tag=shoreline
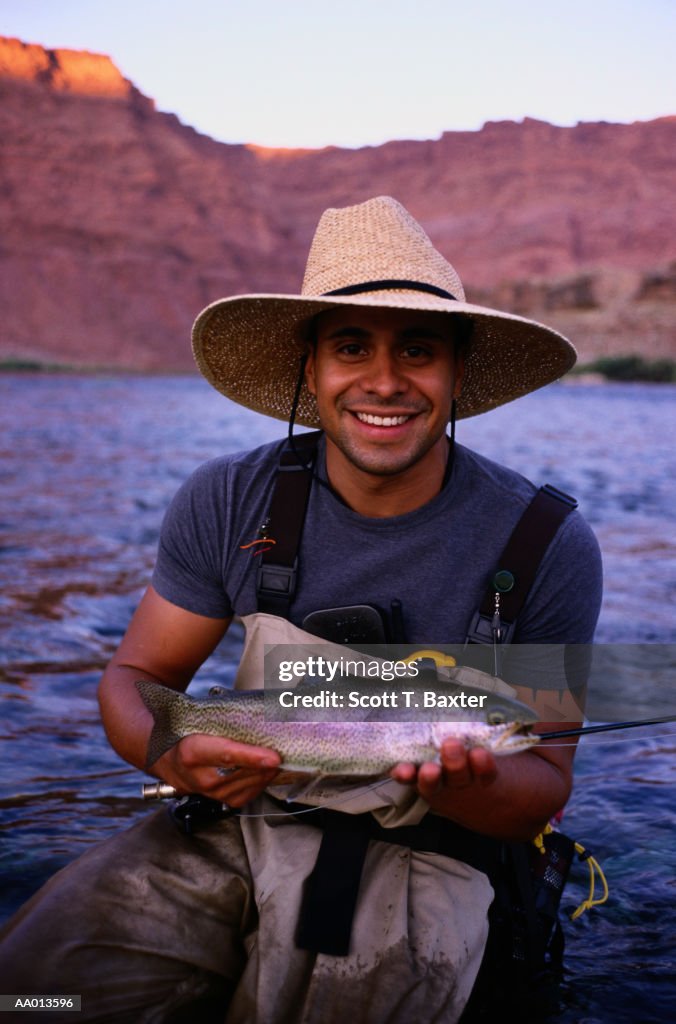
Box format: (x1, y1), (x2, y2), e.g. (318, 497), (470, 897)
(3, 355), (675, 385)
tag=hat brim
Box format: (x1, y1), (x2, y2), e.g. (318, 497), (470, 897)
(192, 291), (576, 426)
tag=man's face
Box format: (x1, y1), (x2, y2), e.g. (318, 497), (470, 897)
(305, 305), (464, 480)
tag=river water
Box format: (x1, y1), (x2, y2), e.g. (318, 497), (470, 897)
(0, 374), (674, 1022)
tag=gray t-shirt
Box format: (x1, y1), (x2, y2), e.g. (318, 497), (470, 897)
(152, 436), (602, 645)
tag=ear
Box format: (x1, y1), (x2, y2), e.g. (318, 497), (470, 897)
(304, 346), (317, 396)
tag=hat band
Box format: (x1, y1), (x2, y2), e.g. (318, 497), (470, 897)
(322, 279), (458, 301)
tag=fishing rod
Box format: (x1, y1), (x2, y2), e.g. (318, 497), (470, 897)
(538, 714), (676, 741)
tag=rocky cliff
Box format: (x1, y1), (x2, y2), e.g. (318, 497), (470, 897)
(1, 36), (674, 369)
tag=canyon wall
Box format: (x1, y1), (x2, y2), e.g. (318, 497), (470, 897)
(1, 36), (674, 369)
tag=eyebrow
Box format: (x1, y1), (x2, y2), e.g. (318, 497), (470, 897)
(321, 324), (449, 342)
(399, 326), (449, 341)
(323, 325), (371, 340)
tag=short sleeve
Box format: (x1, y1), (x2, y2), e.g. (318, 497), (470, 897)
(151, 461), (232, 619)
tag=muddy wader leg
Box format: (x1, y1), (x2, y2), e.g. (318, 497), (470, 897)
(0, 809), (254, 1023)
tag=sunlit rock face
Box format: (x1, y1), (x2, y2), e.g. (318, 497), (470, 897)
(1, 36), (674, 369)
(0, 36), (136, 97)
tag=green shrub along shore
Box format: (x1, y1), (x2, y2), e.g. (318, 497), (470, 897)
(1, 354), (675, 382)
(570, 355), (676, 383)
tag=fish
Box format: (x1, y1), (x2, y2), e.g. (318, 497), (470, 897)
(137, 680), (539, 776)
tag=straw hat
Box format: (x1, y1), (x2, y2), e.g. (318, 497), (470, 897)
(192, 196), (576, 424)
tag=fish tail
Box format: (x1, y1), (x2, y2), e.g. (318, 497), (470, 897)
(135, 680), (186, 770)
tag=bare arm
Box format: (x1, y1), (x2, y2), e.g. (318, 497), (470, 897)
(391, 731), (576, 841)
(98, 585), (280, 806)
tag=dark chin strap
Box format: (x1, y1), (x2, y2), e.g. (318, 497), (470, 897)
(287, 352), (315, 470)
(441, 398), (457, 488)
(288, 352), (308, 437)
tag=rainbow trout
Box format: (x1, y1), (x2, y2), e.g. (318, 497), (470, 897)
(137, 681), (539, 775)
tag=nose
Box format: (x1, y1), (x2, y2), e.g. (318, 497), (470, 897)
(360, 348), (408, 398)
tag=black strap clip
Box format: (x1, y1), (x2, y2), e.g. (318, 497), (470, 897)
(466, 609), (517, 647)
(256, 557), (299, 614)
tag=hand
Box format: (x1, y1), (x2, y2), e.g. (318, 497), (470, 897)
(390, 739), (498, 806)
(153, 733), (281, 807)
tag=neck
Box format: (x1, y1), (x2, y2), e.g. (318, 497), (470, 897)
(324, 437), (451, 517)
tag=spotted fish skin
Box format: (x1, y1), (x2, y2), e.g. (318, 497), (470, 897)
(136, 681), (538, 773)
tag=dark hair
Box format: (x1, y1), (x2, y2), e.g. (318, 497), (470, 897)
(453, 316), (474, 361)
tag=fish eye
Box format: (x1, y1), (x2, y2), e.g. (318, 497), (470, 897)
(488, 710), (507, 725)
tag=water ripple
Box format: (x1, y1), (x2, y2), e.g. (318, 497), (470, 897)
(1, 374), (675, 1020)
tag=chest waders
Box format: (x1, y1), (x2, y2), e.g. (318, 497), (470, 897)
(256, 433), (579, 1018)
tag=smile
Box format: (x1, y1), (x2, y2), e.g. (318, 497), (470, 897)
(354, 412), (412, 427)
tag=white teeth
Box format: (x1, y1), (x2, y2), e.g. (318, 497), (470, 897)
(355, 413), (410, 426)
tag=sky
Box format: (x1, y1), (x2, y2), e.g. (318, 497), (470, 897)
(2, 0), (675, 149)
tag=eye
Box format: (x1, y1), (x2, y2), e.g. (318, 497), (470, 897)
(336, 342), (367, 357)
(400, 343), (433, 361)
(488, 710), (507, 725)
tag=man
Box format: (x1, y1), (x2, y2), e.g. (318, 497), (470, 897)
(0, 196), (602, 1022)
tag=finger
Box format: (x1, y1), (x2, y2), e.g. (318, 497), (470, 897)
(214, 770), (280, 808)
(439, 740), (473, 787)
(389, 762), (418, 784)
(175, 734), (281, 772)
(215, 739), (281, 771)
(416, 761), (443, 801)
(466, 747), (498, 783)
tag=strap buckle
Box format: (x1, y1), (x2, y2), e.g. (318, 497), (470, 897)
(256, 558), (299, 610)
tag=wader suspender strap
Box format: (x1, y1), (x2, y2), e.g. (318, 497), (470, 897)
(465, 484), (578, 646)
(255, 432), (321, 617)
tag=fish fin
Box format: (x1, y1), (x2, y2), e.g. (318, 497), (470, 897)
(272, 769), (316, 787)
(135, 680), (185, 770)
